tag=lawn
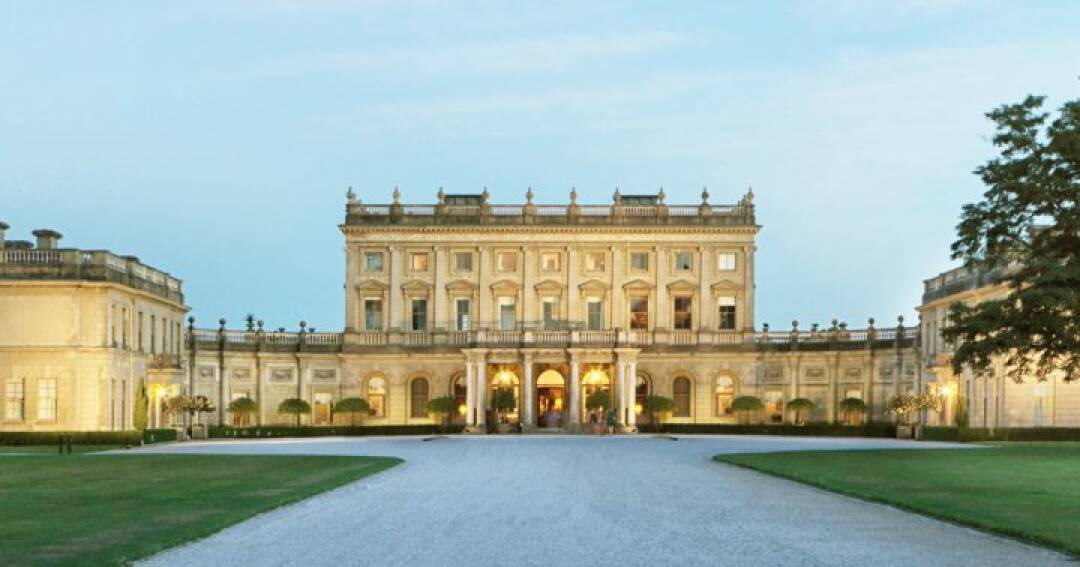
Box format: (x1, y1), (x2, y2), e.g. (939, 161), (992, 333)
(0, 454), (401, 566)
(716, 443), (1080, 556)
(0, 445), (124, 454)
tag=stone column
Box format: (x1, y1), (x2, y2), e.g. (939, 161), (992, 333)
(611, 245), (624, 329)
(744, 245), (756, 332)
(654, 246), (668, 330)
(344, 245), (357, 332)
(523, 352), (534, 430)
(698, 245), (710, 333)
(475, 353), (487, 428)
(568, 352), (581, 429)
(627, 360), (638, 429)
(827, 356), (838, 424)
(433, 246), (447, 329)
(478, 247), (491, 326)
(522, 246), (535, 325)
(566, 246), (580, 324)
(465, 356), (475, 427)
(389, 246), (403, 330)
(615, 361), (626, 426)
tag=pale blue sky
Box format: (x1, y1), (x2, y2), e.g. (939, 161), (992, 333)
(3, 1), (1079, 331)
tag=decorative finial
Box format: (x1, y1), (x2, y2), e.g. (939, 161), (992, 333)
(257, 319), (264, 331)
(657, 187), (666, 204)
(392, 186), (401, 204)
(482, 186), (489, 203)
(526, 187), (534, 204)
(218, 318), (226, 329)
(897, 315), (905, 325)
(437, 187), (445, 204)
(299, 320), (307, 332)
(613, 188), (622, 204)
(792, 320), (798, 330)
(570, 186), (577, 204)
(346, 186), (357, 204)
(745, 185), (754, 205)
(701, 186), (709, 205)
(762, 322), (769, 333)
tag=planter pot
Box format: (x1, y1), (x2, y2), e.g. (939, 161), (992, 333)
(190, 424), (208, 440)
(591, 423), (606, 435)
(497, 422), (515, 434)
(896, 424), (914, 439)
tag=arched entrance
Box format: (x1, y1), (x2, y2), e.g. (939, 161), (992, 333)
(489, 367), (520, 425)
(536, 369), (564, 429)
(581, 366), (611, 424)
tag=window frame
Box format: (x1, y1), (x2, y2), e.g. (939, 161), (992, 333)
(410, 377), (430, 418)
(37, 378), (57, 421)
(716, 252), (737, 271)
(629, 251), (650, 272)
(629, 296), (649, 330)
(584, 251), (606, 273)
(673, 251), (694, 272)
(673, 377), (692, 417)
(363, 299), (384, 331)
(717, 296), (737, 330)
(5, 379), (25, 421)
(496, 251), (517, 273)
(409, 252), (429, 273)
(454, 251), (473, 272)
(364, 251), (385, 273)
(673, 296), (693, 330)
(540, 251), (561, 273)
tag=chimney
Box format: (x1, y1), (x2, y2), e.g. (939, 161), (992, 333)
(32, 229), (63, 250)
(0, 221), (8, 248)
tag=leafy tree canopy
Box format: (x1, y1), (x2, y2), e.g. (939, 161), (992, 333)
(228, 397), (257, 414)
(786, 398), (815, 411)
(838, 397), (867, 412)
(731, 396), (763, 412)
(944, 94), (1080, 383)
(426, 396), (457, 415)
(585, 390), (612, 411)
(278, 398), (311, 415)
(335, 397), (370, 414)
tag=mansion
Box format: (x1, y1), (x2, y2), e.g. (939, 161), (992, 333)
(1, 188), (1074, 432)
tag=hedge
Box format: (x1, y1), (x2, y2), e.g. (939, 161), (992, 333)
(639, 423), (898, 437)
(922, 426), (1080, 442)
(142, 428), (178, 444)
(0, 431), (141, 446)
(209, 424), (463, 438)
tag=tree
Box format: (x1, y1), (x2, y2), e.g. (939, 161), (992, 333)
(426, 396), (457, 432)
(491, 387), (517, 424)
(943, 94), (1080, 384)
(786, 398), (815, 425)
(227, 397), (258, 426)
(838, 397), (867, 425)
(335, 397), (370, 426)
(278, 398), (311, 426)
(188, 395), (215, 426)
(585, 390), (612, 415)
(642, 395), (674, 433)
(731, 396), (763, 424)
(133, 381), (149, 432)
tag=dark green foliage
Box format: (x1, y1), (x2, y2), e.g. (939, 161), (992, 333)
(0, 431), (141, 446)
(426, 396), (457, 431)
(922, 426), (1080, 442)
(227, 397), (258, 426)
(585, 390), (612, 412)
(642, 395), (675, 431)
(209, 425), (458, 438)
(786, 397), (815, 424)
(491, 387), (516, 414)
(944, 95), (1080, 383)
(642, 423), (897, 437)
(278, 398), (312, 426)
(142, 428), (178, 444)
(334, 397), (371, 426)
(133, 381), (149, 432)
(731, 395), (763, 423)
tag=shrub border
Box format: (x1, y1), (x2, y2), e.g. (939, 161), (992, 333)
(209, 425), (463, 438)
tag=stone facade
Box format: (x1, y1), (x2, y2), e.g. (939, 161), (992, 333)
(919, 265), (1080, 427)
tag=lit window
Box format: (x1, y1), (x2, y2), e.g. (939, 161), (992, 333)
(629, 297), (648, 330)
(5, 380), (24, 421)
(455, 252), (472, 272)
(541, 252), (560, 272)
(410, 253), (429, 272)
(585, 252), (605, 272)
(717, 252), (737, 271)
(587, 299), (603, 331)
(673, 297), (693, 330)
(364, 300), (383, 331)
(410, 299), (427, 331)
(675, 252), (693, 271)
(367, 377), (386, 418)
(673, 377), (691, 417)
(410, 378), (429, 418)
(715, 376), (734, 417)
(718, 296), (736, 330)
(630, 252), (649, 271)
(498, 252), (517, 272)
(37, 379), (57, 421)
(365, 252), (384, 272)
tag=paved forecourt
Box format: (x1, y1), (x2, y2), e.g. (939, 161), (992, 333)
(135, 435), (1069, 567)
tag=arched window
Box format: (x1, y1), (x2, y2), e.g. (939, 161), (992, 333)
(451, 374), (467, 423)
(367, 377), (386, 418)
(635, 373), (651, 418)
(673, 377), (691, 417)
(715, 375), (735, 417)
(410, 377), (430, 418)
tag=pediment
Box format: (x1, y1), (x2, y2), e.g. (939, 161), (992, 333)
(710, 278), (743, 291)
(401, 279), (433, 293)
(666, 279), (697, 293)
(622, 278), (655, 291)
(445, 279), (478, 293)
(490, 279), (522, 293)
(578, 278), (610, 293)
(534, 278), (566, 293)
(355, 279), (389, 293)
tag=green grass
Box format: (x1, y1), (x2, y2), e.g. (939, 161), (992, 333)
(0, 445), (124, 454)
(0, 454), (401, 566)
(716, 443), (1080, 556)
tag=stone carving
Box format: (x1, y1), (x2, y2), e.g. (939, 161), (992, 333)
(198, 366), (215, 379)
(764, 367), (784, 382)
(230, 368), (251, 381)
(313, 369), (336, 382)
(271, 368), (293, 382)
(843, 367), (862, 380)
(805, 368), (826, 382)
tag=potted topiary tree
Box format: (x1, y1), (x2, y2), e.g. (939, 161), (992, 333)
(278, 398), (312, 427)
(334, 397), (370, 426)
(491, 387), (517, 434)
(184, 395), (216, 440)
(585, 390), (613, 434)
(227, 396), (258, 427)
(888, 393), (939, 438)
(786, 398), (815, 425)
(643, 395), (674, 433)
(838, 397), (867, 426)
(426, 395), (457, 433)
(731, 396), (763, 424)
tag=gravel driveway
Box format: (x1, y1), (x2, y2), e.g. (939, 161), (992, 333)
(135, 435), (1069, 566)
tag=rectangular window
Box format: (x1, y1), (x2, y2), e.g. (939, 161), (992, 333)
(629, 297), (649, 330)
(499, 300), (516, 331)
(122, 308), (128, 349)
(587, 300), (603, 331)
(630, 252), (649, 271)
(454, 252), (472, 272)
(718, 296), (736, 330)
(542, 300), (557, 330)
(150, 314), (157, 354)
(673, 297), (693, 330)
(364, 300), (383, 331)
(410, 253), (429, 272)
(497, 252), (517, 272)
(37, 379), (57, 421)
(455, 299), (471, 331)
(717, 252), (737, 271)
(365, 252), (384, 272)
(410, 299), (427, 331)
(137, 312), (144, 352)
(764, 390), (784, 424)
(674, 251), (693, 271)
(585, 252), (605, 272)
(541, 252), (560, 273)
(5, 380), (24, 421)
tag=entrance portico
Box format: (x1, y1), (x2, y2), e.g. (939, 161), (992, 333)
(463, 347), (639, 433)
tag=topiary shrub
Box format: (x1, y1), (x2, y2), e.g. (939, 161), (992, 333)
(227, 397), (258, 426)
(278, 398), (312, 427)
(786, 398), (815, 425)
(335, 397), (371, 426)
(838, 397), (867, 425)
(426, 396), (457, 432)
(732, 396), (763, 424)
(643, 395), (675, 433)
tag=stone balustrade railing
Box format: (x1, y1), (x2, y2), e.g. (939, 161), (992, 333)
(0, 247), (183, 303)
(344, 201), (755, 227)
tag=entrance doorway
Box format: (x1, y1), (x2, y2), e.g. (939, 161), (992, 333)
(536, 370), (565, 429)
(313, 392), (333, 425)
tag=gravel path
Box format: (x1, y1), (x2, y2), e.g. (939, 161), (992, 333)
(134, 435), (1069, 566)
